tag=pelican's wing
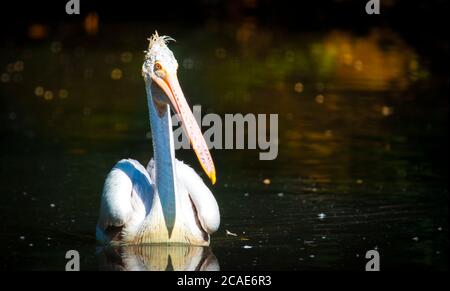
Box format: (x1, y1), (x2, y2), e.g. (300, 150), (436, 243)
(97, 159), (154, 244)
(175, 160), (220, 234)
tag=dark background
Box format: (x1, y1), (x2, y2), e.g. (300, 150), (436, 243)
(0, 0), (448, 61)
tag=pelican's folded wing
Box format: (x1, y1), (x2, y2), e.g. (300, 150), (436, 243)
(97, 159), (153, 244)
(175, 160), (220, 234)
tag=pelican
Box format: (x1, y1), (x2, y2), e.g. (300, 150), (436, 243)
(96, 32), (220, 246)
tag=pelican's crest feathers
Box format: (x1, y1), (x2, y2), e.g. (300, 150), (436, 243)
(142, 31), (177, 76)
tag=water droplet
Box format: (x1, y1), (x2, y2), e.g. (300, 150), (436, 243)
(183, 58), (194, 70)
(381, 106), (394, 117)
(315, 94), (325, 104)
(44, 91), (54, 101)
(120, 52), (133, 63)
(14, 61), (24, 72)
(294, 82), (303, 93)
(111, 68), (123, 80)
(35, 86), (44, 96)
(58, 89), (69, 99)
(1, 73), (10, 83)
(50, 41), (62, 54)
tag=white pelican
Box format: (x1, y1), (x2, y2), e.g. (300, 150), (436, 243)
(96, 32), (220, 246)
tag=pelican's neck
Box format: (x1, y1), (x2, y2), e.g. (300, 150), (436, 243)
(145, 77), (177, 236)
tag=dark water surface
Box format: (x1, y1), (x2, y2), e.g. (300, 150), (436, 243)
(0, 24), (448, 270)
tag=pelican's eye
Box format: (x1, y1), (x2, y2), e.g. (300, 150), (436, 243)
(154, 62), (165, 78)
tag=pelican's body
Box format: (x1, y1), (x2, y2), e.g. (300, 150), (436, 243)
(96, 33), (219, 246)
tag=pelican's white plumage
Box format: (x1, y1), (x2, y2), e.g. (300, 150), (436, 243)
(96, 32), (220, 246)
(96, 159), (219, 246)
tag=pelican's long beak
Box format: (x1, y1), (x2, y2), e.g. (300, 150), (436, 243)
(151, 72), (216, 184)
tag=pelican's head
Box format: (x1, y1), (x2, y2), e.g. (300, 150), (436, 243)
(142, 33), (178, 88)
(142, 32), (216, 184)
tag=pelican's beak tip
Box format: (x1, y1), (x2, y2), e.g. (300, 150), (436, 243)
(210, 171), (216, 185)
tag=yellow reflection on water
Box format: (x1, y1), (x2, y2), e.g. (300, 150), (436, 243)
(323, 29), (425, 90)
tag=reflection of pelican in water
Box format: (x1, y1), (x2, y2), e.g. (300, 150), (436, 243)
(98, 245), (220, 271)
(96, 32), (219, 246)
